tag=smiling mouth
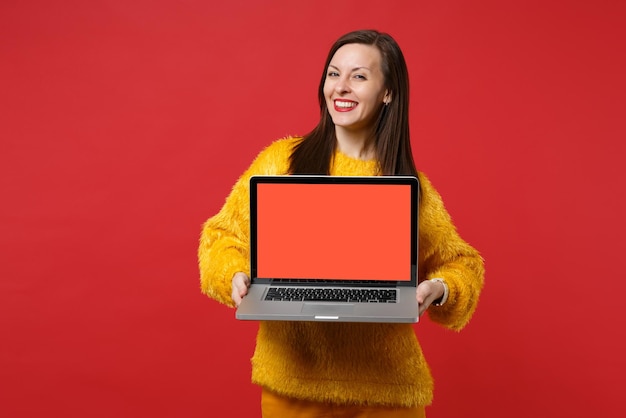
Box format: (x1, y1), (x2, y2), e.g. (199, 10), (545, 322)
(334, 100), (357, 111)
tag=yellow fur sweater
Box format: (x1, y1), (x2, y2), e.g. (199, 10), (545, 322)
(198, 137), (484, 407)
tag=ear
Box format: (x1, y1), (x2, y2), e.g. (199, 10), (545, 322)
(383, 90), (392, 105)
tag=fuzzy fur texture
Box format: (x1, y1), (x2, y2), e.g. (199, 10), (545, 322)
(198, 137), (484, 407)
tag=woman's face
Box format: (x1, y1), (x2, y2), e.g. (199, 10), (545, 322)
(323, 43), (389, 138)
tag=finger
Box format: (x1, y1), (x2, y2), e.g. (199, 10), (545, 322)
(416, 284), (436, 316)
(415, 285), (430, 305)
(232, 287), (242, 307)
(239, 282), (249, 297)
(232, 275), (250, 307)
(232, 283), (244, 306)
(418, 303), (427, 317)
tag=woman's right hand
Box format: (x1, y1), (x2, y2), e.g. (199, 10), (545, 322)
(231, 272), (251, 307)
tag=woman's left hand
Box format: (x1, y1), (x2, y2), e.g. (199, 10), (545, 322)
(416, 279), (445, 316)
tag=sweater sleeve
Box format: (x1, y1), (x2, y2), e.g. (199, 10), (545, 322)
(198, 138), (295, 306)
(417, 172), (485, 331)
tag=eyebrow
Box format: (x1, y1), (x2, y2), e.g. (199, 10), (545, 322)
(328, 64), (372, 72)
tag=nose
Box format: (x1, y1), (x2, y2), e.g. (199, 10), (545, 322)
(334, 75), (351, 94)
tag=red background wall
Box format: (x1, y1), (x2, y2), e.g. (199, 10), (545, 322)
(1, 1), (624, 417)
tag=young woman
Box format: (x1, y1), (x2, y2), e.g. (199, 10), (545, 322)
(199, 29), (484, 417)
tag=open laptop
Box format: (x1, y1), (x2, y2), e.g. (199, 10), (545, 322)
(236, 175), (420, 323)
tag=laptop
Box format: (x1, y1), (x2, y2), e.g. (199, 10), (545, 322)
(236, 175), (420, 323)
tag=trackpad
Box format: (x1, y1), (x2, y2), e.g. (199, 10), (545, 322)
(302, 303), (355, 315)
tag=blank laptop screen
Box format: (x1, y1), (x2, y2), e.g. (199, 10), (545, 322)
(254, 182), (414, 282)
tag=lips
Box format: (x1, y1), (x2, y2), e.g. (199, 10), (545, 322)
(333, 99), (357, 112)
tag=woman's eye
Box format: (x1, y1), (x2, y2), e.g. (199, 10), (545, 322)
(354, 74), (366, 80)
(327, 71), (339, 77)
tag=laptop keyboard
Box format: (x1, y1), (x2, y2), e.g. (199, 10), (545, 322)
(264, 287), (397, 303)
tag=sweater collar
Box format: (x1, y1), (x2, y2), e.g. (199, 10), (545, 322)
(331, 149), (380, 176)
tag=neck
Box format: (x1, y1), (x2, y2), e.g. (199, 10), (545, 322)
(335, 128), (375, 160)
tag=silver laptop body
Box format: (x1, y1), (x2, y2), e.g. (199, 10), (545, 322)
(236, 175), (420, 323)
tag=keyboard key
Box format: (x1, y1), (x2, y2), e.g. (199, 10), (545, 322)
(264, 287), (396, 303)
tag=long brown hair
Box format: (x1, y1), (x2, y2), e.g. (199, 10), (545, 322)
(289, 29), (417, 176)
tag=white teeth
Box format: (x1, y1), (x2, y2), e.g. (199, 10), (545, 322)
(335, 101), (356, 108)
